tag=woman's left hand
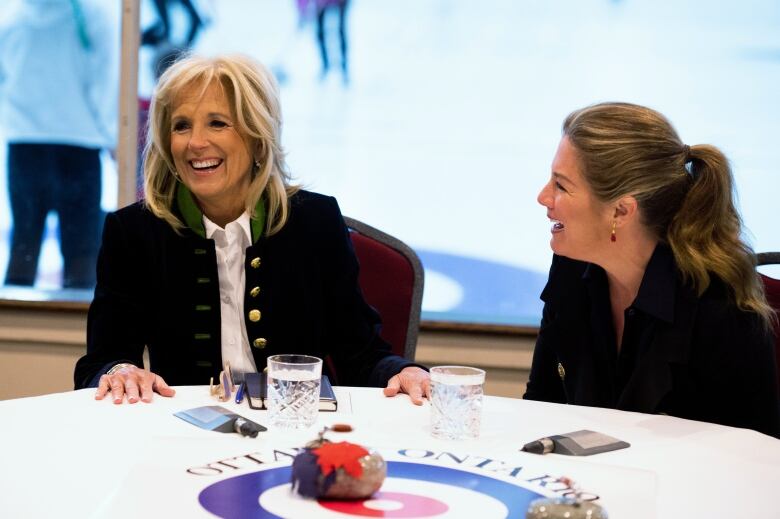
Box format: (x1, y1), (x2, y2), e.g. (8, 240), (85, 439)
(383, 366), (431, 405)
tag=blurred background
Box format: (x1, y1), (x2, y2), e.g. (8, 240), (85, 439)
(1, 0), (778, 327)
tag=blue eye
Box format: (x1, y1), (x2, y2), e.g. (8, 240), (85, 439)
(210, 120), (228, 128)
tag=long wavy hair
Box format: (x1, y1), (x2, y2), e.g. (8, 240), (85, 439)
(563, 102), (774, 328)
(143, 53), (299, 236)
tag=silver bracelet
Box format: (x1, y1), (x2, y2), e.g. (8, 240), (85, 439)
(106, 363), (135, 376)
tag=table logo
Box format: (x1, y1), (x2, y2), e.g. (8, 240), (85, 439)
(198, 456), (544, 518)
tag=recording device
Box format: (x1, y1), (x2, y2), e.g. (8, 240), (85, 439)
(174, 405), (267, 437)
(522, 429), (630, 456)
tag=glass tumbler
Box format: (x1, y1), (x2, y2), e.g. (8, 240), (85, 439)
(430, 365), (485, 440)
(266, 354), (322, 429)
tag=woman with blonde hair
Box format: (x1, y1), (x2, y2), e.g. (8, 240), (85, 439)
(75, 54), (429, 404)
(526, 102), (779, 437)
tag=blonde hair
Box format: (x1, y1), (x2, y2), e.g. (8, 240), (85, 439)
(143, 53), (299, 235)
(563, 102), (774, 328)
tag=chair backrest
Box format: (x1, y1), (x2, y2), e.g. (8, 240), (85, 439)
(757, 252), (780, 383)
(344, 216), (424, 361)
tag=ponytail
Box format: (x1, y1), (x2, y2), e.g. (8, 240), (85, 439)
(667, 146), (776, 328)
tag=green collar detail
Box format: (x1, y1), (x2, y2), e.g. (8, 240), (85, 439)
(251, 198), (266, 243)
(176, 184), (206, 238)
(175, 183), (266, 243)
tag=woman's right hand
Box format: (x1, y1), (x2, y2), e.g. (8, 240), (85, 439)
(95, 364), (176, 404)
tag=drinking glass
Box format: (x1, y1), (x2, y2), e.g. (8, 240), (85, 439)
(430, 366), (485, 440)
(266, 354), (322, 429)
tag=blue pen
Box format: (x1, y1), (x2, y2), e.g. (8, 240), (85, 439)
(235, 382), (246, 404)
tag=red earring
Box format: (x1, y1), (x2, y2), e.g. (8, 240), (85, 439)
(610, 221), (617, 242)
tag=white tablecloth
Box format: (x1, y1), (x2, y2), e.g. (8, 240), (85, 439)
(1, 386), (777, 518)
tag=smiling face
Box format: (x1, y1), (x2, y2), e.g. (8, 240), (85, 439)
(170, 80), (255, 225)
(537, 136), (613, 263)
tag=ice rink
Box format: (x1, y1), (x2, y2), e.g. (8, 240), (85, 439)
(1, 0), (779, 324)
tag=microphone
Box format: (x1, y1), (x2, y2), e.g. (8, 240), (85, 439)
(233, 417), (261, 438)
(175, 405), (267, 436)
(521, 430), (630, 456)
(521, 436), (555, 454)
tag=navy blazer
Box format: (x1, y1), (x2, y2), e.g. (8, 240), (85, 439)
(524, 247), (780, 438)
(74, 190), (415, 389)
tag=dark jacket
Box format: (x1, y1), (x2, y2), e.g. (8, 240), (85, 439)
(524, 247), (780, 438)
(74, 189), (414, 389)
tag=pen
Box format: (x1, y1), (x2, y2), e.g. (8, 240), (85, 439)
(521, 437), (555, 454)
(235, 382), (246, 404)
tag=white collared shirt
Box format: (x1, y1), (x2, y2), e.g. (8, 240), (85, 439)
(203, 212), (258, 379)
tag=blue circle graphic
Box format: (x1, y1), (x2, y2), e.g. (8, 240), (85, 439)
(199, 461), (542, 518)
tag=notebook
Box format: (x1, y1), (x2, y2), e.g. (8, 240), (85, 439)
(244, 372), (338, 412)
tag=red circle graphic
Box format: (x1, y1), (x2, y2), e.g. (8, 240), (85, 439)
(318, 491), (449, 517)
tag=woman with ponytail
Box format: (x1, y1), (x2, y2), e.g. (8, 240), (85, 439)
(525, 102), (779, 437)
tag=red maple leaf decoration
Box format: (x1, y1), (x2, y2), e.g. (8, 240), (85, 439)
(313, 442), (369, 478)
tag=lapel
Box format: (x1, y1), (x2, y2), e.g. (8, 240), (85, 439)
(616, 279), (698, 412)
(583, 263), (619, 404)
(541, 256), (611, 406)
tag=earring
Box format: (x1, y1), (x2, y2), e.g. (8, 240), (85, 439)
(254, 159), (261, 169)
(171, 169), (180, 181)
(610, 220), (617, 242)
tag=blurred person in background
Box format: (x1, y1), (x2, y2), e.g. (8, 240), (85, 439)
(0, 0), (118, 288)
(297, 0), (350, 82)
(141, 0), (205, 49)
